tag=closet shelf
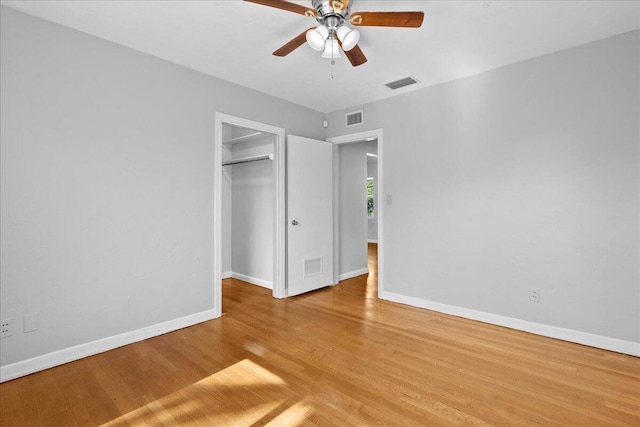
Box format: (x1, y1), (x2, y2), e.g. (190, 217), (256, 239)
(222, 132), (264, 145)
(222, 153), (273, 166)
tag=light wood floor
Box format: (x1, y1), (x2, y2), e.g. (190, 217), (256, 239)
(1, 243), (638, 426)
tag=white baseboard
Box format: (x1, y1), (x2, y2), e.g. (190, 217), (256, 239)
(379, 290), (640, 357)
(368, 239), (378, 244)
(221, 270), (232, 279)
(0, 309), (217, 383)
(231, 272), (273, 289)
(339, 268), (370, 281)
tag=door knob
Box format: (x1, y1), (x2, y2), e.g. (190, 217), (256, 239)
(291, 219), (299, 226)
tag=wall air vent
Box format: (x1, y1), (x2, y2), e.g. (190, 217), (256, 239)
(346, 109), (363, 128)
(385, 76), (419, 90)
(304, 257), (322, 278)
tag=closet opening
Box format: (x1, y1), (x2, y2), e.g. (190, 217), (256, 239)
(222, 124), (275, 290)
(214, 113), (286, 317)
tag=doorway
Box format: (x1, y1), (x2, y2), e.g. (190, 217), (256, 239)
(327, 129), (384, 297)
(213, 113), (286, 317)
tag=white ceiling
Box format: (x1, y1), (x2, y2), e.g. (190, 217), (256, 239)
(3, 0), (639, 113)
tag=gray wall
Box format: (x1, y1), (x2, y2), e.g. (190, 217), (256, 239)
(326, 30), (640, 344)
(0, 6), (324, 367)
(338, 143), (368, 278)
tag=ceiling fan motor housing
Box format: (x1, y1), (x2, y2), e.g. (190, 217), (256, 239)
(312, 0), (352, 28)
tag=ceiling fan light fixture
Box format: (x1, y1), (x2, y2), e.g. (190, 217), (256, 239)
(336, 25), (360, 51)
(306, 25), (329, 51)
(321, 37), (341, 59)
(246, 0), (423, 67)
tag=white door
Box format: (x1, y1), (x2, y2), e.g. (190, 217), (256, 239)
(287, 135), (334, 296)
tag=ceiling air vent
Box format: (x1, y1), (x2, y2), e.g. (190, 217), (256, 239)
(385, 76), (419, 90)
(345, 109), (363, 127)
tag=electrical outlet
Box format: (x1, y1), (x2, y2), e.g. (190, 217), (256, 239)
(529, 287), (540, 303)
(1, 318), (13, 338)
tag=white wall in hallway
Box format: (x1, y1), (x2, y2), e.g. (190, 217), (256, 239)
(338, 143), (369, 279)
(366, 143), (378, 243)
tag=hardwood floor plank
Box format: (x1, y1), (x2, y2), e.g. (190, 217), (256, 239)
(1, 244), (638, 426)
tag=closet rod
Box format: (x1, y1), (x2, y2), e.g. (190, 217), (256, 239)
(222, 153), (273, 166)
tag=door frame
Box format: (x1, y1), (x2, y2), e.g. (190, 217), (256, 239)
(213, 113), (286, 317)
(327, 128), (384, 297)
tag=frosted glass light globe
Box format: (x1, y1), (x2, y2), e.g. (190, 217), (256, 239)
(321, 38), (341, 59)
(336, 25), (360, 51)
(306, 25), (329, 51)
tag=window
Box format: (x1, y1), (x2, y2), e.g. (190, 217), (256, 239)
(367, 178), (374, 218)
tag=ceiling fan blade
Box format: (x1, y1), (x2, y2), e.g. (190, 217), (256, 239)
(273, 28), (315, 57)
(350, 11), (424, 28)
(344, 44), (367, 67)
(244, 0), (317, 17)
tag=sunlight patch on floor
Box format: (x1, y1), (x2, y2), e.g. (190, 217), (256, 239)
(243, 341), (268, 357)
(100, 359), (303, 426)
(265, 396), (316, 426)
(195, 358), (285, 387)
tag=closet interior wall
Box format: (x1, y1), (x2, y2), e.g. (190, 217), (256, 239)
(222, 124), (275, 289)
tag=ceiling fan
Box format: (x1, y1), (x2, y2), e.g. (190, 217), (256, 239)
(244, 0), (424, 66)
